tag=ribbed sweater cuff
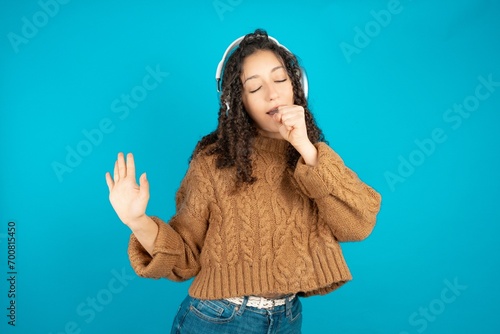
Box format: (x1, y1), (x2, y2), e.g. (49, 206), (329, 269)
(293, 142), (345, 199)
(128, 216), (182, 279)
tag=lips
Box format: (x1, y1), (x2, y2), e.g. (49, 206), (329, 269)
(266, 106), (280, 116)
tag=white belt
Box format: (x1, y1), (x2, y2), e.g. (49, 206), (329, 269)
(225, 294), (296, 309)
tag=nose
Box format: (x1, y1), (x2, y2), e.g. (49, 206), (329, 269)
(267, 82), (279, 101)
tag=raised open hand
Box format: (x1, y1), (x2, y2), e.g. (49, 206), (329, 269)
(105, 153), (150, 228)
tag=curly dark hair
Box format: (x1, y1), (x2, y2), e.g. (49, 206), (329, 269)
(191, 28), (325, 188)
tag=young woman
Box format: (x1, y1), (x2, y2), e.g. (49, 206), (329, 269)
(105, 29), (382, 334)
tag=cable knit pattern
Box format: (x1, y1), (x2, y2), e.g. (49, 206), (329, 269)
(128, 136), (382, 299)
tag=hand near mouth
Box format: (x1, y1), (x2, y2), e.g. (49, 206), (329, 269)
(269, 105), (308, 144)
(269, 105), (318, 166)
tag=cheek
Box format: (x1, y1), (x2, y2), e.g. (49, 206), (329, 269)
(244, 94), (263, 112)
(281, 82), (294, 101)
(242, 94), (255, 113)
(242, 96), (261, 120)
(242, 96), (253, 114)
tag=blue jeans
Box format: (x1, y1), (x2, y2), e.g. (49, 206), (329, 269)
(171, 295), (302, 334)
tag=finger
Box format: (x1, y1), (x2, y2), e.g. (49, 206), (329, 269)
(126, 153), (136, 180)
(138, 172), (150, 200)
(276, 105), (294, 116)
(280, 113), (296, 129)
(113, 160), (119, 181)
(105, 172), (114, 191)
(117, 152), (126, 178)
(283, 110), (304, 127)
(277, 107), (296, 123)
(272, 112), (283, 124)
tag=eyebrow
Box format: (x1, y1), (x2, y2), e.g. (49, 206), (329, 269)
(243, 66), (285, 85)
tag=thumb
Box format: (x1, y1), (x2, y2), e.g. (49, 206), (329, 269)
(105, 172), (114, 192)
(139, 172), (150, 200)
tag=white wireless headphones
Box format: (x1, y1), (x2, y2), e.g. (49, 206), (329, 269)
(215, 34), (309, 101)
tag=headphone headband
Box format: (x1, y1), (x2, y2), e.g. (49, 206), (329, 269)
(215, 34), (308, 99)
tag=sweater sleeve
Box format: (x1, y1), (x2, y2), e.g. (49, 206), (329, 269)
(293, 142), (382, 242)
(127, 156), (213, 281)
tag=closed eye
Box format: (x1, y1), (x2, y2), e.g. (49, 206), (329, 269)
(250, 79), (287, 93)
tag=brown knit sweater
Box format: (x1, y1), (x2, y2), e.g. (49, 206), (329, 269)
(128, 136), (381, 300)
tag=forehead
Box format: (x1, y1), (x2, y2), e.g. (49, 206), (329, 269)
(241, 50), (284, 75)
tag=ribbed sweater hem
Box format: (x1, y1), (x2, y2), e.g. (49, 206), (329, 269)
(187, 246), (352, 300)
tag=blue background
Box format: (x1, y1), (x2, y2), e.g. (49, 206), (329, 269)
(1, 0), (499, 333)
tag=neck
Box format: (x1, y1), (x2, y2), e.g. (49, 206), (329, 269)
(257, 129), (283, 139)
